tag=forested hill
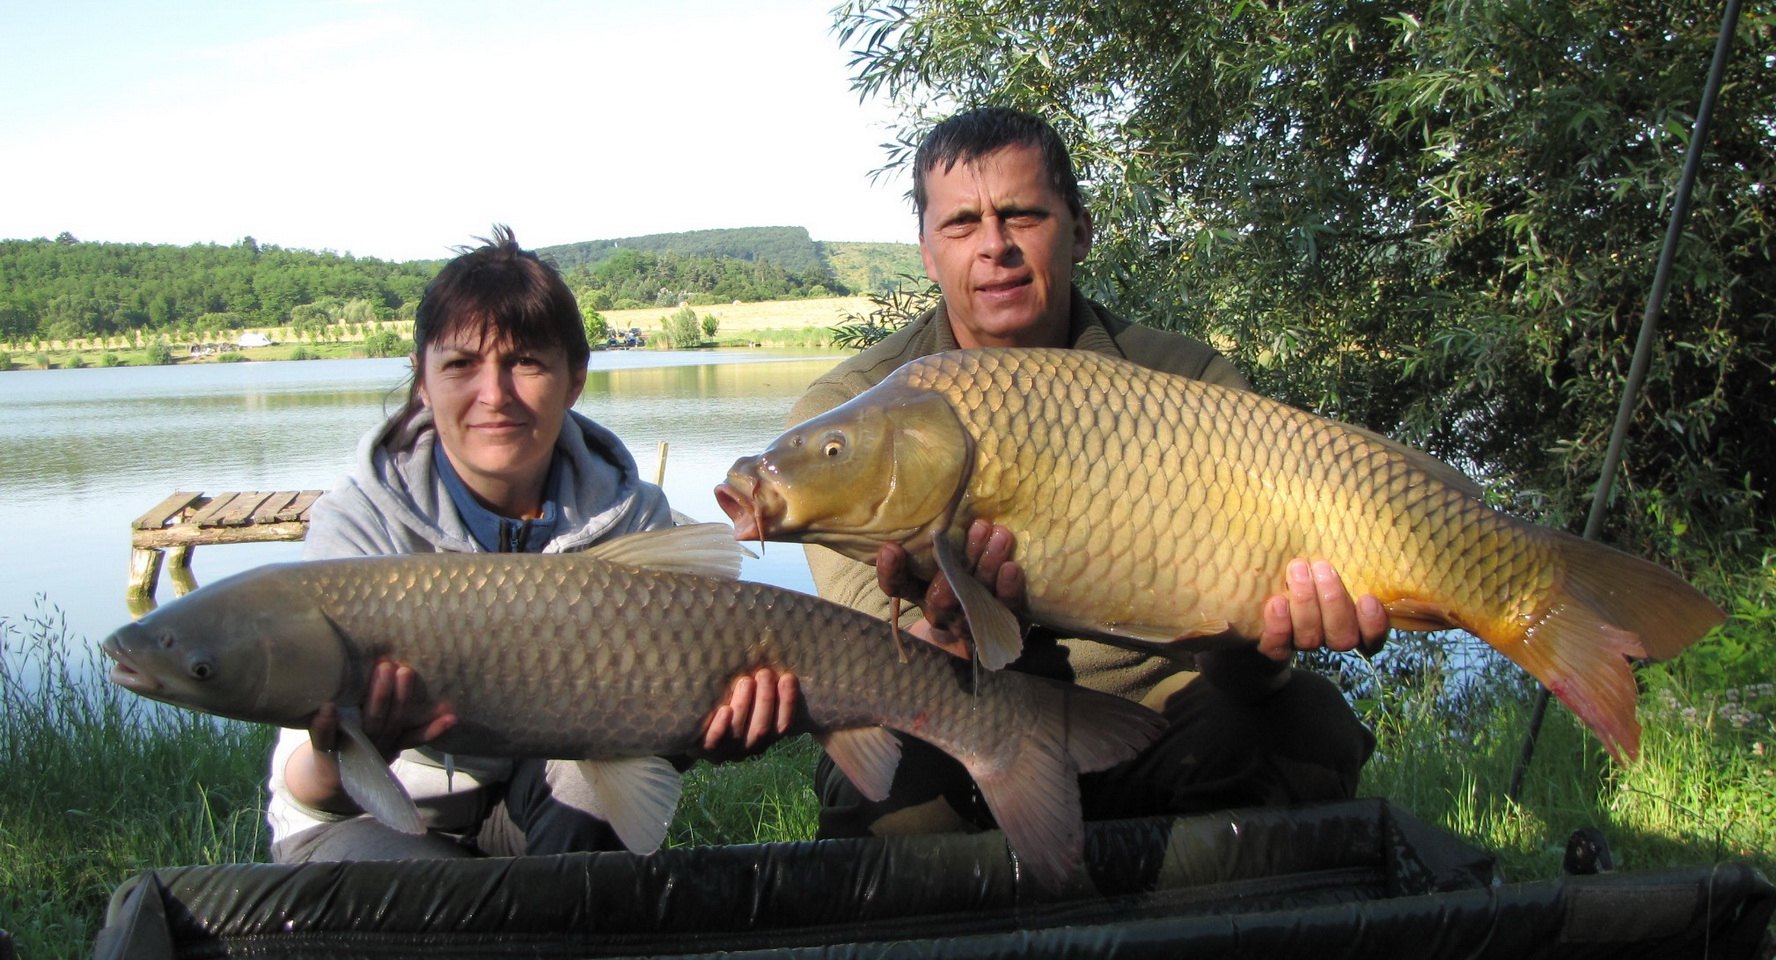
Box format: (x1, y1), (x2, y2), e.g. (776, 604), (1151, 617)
(0, 229), (921, 345)
(0, 236), (437, 343)
(539, 226), (826, 275)
(537, 226), (922, 310)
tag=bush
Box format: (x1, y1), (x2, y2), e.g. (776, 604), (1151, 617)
(146, 339), (175, 366)
(362, 329), (411, 358)
(98, 352), (124, 367)
(216, 353), (247, 363)
(0, 350), (11, 371)
(661, 307), (703, 348)
(289, 346), (314, 361)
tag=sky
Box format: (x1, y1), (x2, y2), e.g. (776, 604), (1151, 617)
(0, 0), (920, 262)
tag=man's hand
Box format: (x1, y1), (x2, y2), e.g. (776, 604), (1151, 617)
(876, 520), (1025, 660)
(703, 668), (800, 756)
(1256, 558), (1388, 661)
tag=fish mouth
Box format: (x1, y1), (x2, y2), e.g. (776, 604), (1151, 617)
(714, 477), (765, 542)
(101, 638), (163, 694)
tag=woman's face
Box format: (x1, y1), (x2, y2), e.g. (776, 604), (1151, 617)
(417, 325), (586, 517)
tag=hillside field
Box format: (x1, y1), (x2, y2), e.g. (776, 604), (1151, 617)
(602, 296), (876, 336)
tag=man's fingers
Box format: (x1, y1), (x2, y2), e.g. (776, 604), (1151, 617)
(1313, 560), (1360, 652)
(876, 541), (925, 601)
(1257, 596), (1293, 662)
(964, 519), (992, 565)
(1285, 559), (1324, 649)
(1356, 595), (1389, 654)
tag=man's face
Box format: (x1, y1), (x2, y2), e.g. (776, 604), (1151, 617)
(918, 143), (1092, 348)
(417, 326), (585, 516)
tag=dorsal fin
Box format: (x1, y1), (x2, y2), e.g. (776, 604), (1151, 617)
(581, 523), (752, 580)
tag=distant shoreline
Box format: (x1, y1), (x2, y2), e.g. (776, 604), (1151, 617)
(0, 296), (875, 371)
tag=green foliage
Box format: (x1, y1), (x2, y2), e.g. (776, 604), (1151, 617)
(838, 0), (1776, 571)
(33, 350), (52, 369)
(98, 351), (124, 367)
(701, 314), (721, 339)
(215, 352), (247, 363)
(831, 275), (940, 349)
(289, 345), (315, 361)
(560, 247), (847, 309)
(0, 238), (438, 338)
(581, 306), (609, 346)
(1, 602), (270, 960)
(362, 329), (411, 359)
(660, 306), (705, 348)
(822, 240), (926, 295)
(541, 226), (830, 276)
(0, 350), (11, 371)
(145, 338), (174, 366)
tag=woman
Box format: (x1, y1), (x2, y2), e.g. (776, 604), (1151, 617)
(267, 226), (789, 862)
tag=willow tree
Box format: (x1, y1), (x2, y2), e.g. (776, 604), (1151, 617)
(836, 0), (1775, 568)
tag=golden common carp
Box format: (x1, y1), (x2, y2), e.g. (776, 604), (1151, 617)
(102, 523), (1162, 890)
(715, 348), (1724, 762)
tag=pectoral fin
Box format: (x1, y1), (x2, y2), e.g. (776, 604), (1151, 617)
(573, 757), (683, 855)
(817, 726), (903, 802)
(334, 707), (423, 835)
(932, 533), (1024, 670)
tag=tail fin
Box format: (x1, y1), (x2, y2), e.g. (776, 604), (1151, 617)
(962, 679), (1164, 891)
(1496, 535), (1724, 763)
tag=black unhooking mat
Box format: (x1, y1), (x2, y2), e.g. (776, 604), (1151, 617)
(95, 799), (1773, 959)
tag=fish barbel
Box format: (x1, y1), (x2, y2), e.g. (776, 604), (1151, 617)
(102, 523), (1162, 890)
(715, 348), (1724, 762)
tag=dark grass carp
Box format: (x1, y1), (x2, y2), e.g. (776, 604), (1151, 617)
(102, 523), (1162, 890)
(715, 348), (1725, 762)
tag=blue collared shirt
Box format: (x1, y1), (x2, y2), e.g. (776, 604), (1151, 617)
(434, 445), (564, 553)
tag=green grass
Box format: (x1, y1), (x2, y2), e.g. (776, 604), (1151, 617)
(6, 559), (1773, 957)
(0, 601), (270, 960)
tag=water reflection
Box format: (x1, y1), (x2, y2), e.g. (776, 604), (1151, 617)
(0, 352), (839, 648)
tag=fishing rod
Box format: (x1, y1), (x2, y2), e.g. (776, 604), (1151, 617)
(1507, 0), (1744, 801)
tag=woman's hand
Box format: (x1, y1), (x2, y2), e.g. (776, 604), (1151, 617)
(284, 659), (456, 812)
(702, 668), (800, 757)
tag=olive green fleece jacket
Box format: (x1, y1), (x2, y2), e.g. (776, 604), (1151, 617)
(787, 288), (1249, 704)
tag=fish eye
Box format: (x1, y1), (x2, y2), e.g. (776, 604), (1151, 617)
(187, 655), (215, 682)
(822, 436), (845, 458)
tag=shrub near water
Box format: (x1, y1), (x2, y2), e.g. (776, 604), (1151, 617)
(0, 600), (271, 959)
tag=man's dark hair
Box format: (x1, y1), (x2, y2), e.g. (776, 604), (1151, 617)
(412, 224), (589, 374)
(912, 106), (1085, 223)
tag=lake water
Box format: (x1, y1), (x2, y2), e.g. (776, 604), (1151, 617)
(0, 350), (842, 655)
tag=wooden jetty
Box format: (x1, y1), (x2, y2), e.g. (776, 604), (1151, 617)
(128, 491), (322, 601)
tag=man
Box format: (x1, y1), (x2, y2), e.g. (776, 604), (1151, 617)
(788, 106), (1387, 839)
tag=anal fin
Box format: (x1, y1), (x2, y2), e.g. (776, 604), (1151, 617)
(817, 726), (902, 802)
(574, 756), (683, 855)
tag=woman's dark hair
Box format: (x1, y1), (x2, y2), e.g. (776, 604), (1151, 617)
(404, 224), (587, 408)
(911, 106), (1086, 224)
